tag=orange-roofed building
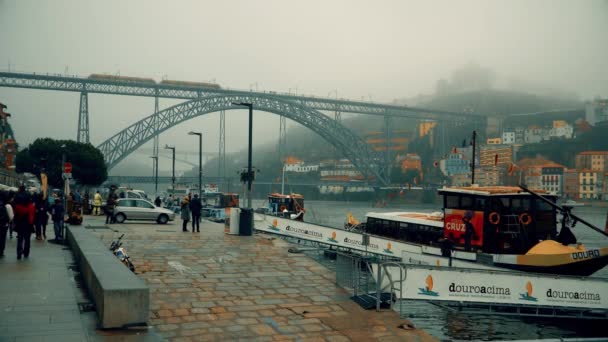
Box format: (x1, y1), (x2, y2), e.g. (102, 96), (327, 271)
(365, 130), (411, 152)
(284, 156), (304, 165)
(578, 169), (602, 200)
(399, 153), (422, 173)
(575, 151), (608, 173)
(564, 170), (580, 200)
(517, 157), (565, 194)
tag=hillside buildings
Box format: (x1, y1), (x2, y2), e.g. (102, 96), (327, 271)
(585, 99), (608, 126)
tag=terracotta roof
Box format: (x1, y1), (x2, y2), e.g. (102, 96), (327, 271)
(445, 186), (547, 195)
(578, 151), (608, 155)
(517, 157), (565, 169)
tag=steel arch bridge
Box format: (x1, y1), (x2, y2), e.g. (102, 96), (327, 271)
(96, 94), (390, 185)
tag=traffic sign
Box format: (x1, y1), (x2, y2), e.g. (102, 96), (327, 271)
(64, 162), (72, 173)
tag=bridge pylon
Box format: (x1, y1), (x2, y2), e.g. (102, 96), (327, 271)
(77, 91), (89, 143)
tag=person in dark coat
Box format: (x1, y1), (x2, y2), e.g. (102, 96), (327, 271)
(34, 194), (50, 240)
(189, 194), (202, 233)
(462, 210), (477, 252)
(105, 193), (117, 224)
(13, 186), (35, 259)
(154, 196), (162, 207)
(0, 191), (13, 258)
(51, 198), (65, 241)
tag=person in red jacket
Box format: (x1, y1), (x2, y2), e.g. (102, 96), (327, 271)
(13, 185), (35, 260)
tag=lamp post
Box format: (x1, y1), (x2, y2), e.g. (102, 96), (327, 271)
(188, 131), (203, 198)
(60, 144), (66, 242)
(232, 102), (253, 209)
(164, 145), (176, 194)
(150, 156), (158, 195)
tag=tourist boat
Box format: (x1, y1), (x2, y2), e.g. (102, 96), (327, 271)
(201, 192), (239, 223)
(257, 193), (305, 221)
(361, 186), (608, 276)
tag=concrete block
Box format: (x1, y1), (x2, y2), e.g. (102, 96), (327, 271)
(66, 226), (149, 328)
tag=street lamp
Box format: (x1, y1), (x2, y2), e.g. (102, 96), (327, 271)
(150, 156), (158, 195)
(164, 145), (176, 193)
(231, 102), (253, 209)
(60, 144), (66, 242)
(188, 131), (203, 198)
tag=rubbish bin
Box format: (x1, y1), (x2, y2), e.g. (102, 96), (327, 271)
(239, 208), (253, 236)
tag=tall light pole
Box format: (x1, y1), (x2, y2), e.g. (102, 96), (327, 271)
(232, 102), (253, 209)
(164, 145), (176, 193)
(188, 131), (203, 198)
(150, 156), (158, 195)
(60, 144), (66, 242)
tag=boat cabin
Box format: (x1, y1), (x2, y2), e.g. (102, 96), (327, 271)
(440, 186), (557, 254)
(268, 193), (305, 221)
(202, 192), (239, 208)
(364, 186), (558, 255)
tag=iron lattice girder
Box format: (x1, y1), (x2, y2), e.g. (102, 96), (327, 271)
(0, 72), (483, 121)
(97, 95), (389, 185)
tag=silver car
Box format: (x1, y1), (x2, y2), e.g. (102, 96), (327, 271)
(114, 198), (175, 224)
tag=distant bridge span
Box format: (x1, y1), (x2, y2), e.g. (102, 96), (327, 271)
(0, 71), (482, 121)
(97, 94), (391, 185)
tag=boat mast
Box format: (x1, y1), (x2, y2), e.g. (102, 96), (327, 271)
(281, 164), (285, 195)
(471, 130), (476, 185)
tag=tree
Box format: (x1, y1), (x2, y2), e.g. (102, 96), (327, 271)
(16, 138), (107, 187)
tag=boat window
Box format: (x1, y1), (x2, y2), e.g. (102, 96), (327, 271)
(460, 196), (473, 209)
(500, 197), (510, 207)
(400, 222), (409, 228)
(535, 199), (553, 211)
(474, 198), (486, 211)
(446, 195), (460, 209)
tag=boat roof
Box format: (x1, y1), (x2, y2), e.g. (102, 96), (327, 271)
(365, 211), (444, 228)
(438, 186), (549, 196)
(268, 193), (304, 199)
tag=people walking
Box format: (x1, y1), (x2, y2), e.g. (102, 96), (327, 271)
(0, 191), (14, 258)
(105, 193), (116, 224)
(154, 196), (161, 207)
(51, 198), (65, 242)
(93, 191), (103, 215)
(8, 190), (15, 239)
(13, 186), (35, 260)
(189, 194), (202, 233)
(180, 194), (191, 232)
(34, 194), (50, 240)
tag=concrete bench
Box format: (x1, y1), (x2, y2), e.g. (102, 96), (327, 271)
(66, 226), (149, 329)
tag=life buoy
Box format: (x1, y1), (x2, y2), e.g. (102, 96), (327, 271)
(488, 212), (500, 225)
(519, 213), (532, 225)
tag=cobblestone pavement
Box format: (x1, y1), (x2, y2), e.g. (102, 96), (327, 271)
(89, 216), (436, 342)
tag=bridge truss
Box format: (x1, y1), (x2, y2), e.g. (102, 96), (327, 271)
(97, 94), (391, 185)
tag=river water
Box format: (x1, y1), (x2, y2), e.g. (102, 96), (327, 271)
(253, 199), (608, 341)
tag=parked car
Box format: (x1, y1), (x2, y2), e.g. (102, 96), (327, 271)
(113, 198), (175, 224)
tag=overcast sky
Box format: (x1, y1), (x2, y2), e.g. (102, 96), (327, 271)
(0, 0), (607, 173)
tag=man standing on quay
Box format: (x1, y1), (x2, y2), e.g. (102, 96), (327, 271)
(189, 194), (202, 233)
